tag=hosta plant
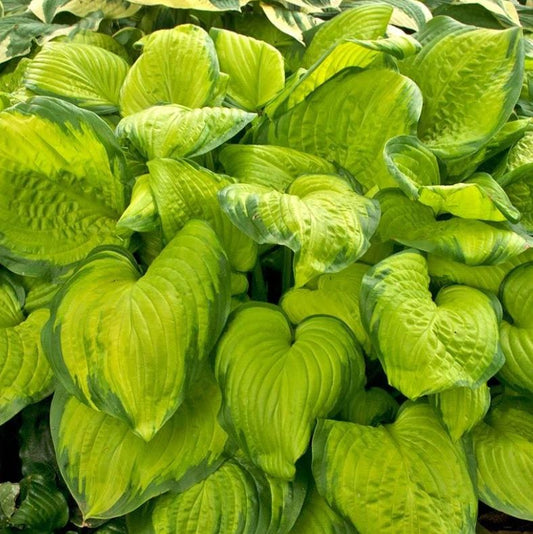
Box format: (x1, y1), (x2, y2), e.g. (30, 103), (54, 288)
(1, 0), (533, 533)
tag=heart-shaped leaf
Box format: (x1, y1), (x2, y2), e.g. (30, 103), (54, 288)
(0, 96), (128, 277)
(219, 174), (380, 287)
(116, 105), (256, 161)
(430, 384), (490, 441)
(377, 190), (530, 265)
(147, 158), (258, 272)
(401, 16), (523, 159)
(0, 272), (52, 425)
(24, 42), (129, 114)
(50, 372), (228, 520)
(215, 303), (365, 479)
(499, 262), (533, 394)
(281, 263), (371, 352)
(219, 144), (336, 192)
(210, 28), (285, 111)
(384, 135), (520, 222)
(312, 403), (478, 533)
(43, 220), (231, 441)
(472, 394), (533, 520)
(361, 249), (504, 398)
(257, 67), (422, 191)
(126, 455), (308, 534)
(119, 25), (222, 116)
(339, 387), (399, 427)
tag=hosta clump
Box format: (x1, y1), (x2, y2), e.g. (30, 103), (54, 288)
(2, 1), (533, 533)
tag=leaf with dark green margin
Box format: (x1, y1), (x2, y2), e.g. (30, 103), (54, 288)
(6, 475), (68, 532)
(281, 263), (371, 352)
(312, 403), (478, 533)
(210, 28), (285, 111)
(377, 190), (531, 265)
(257, 68), (422, 191)
(215, 304), (365, 480)
(219, 144), (336, 192)
(116, 175), (159, 236)
(499, 262), (533, 395)
(50, 373), (228, 520)
(430, 384), (490, 441)
(116, 105), (255, 161)
(126, 455), (307, 534)
(219, 174), (380, 287)
(291, 486), (357, 534)
(127, 0), (243, 11)
(24, 42), (129, 114)
(260, 4), (322, 44)
(427, 249), (533, 293)
(498, 131), (533, 232)
(472, 394), (533, 520)
(339, 387), (399, 427)
(28, 0), (141, 22)
(384, 136), (520, 222)
(147, 158), (257, 272)
(0, 272), (52, 425)
(120, 25), (222, 116)
(401, 16), (524, 159)
(43, 220), (231, 441)
(360, 249), (504, 399)
(0, 96), (128, 277)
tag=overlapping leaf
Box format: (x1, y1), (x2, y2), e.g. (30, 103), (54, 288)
(0, 272), (52, 425)
(339, 387), (399, 427)
(219, 174), (380, 286)
(0, 96), (128, 276)
(312, 403), (477, 534)
(472, 395), (533, 520)
(51, 373), (228, 519)
(116, 105), (256, 161)
(43, 220), (231, 441)
(120, 25), (222, 116)
(401, 16), (524, 159)
(215, 304), (364, 479)
(377, 190), (530, 265)
(499, 262), (533, 394)
(361, 250), (503, 398)
(257, 67), (422, 191)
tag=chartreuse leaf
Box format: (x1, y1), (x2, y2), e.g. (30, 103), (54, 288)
(401, 16), (524, 159)
(0, 96), (127, 277)
(43, 220), (231, 441)
(339, 387), (399, 426)
(120, 25), (221, 116)
(209, 28), (284, 111)
(472, 395), (533, 520)
(427, 249), (533, 293)
(147, 158), (257, 272)
(126, 455), (307, 534)
(219, 144), (336, 191)
(260, 4), (322, 44)
(499, 262), (533, 394)
(360, 250), (503, 399)
(0, 272), (52, 425)
(430, 384), (490, 441)
(219, 174), (380, 287)
(56, 30), (130, 61)
(377, 190), (530, 265)
(303, 4), (392, 67)
(126, 0), (243, 10)
(291, 486), (357, 534)
(498, 131), (533, 231)
(312, 403), (478, 533)
(116, 175), (158, 236)
(51, 372), (228, 520)
(24, 42), (129, 114)
(258, 68), (422, 191)
(356, 0), (432, 32)
(215, 304), (364, 480)
(281, 263), (371, 352)
(29, 0), (141, 21)
(116, 105), (255, 161)
(384, 136), (520, 222)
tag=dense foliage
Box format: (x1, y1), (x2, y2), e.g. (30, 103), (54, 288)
(1, 0), (533, 532)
